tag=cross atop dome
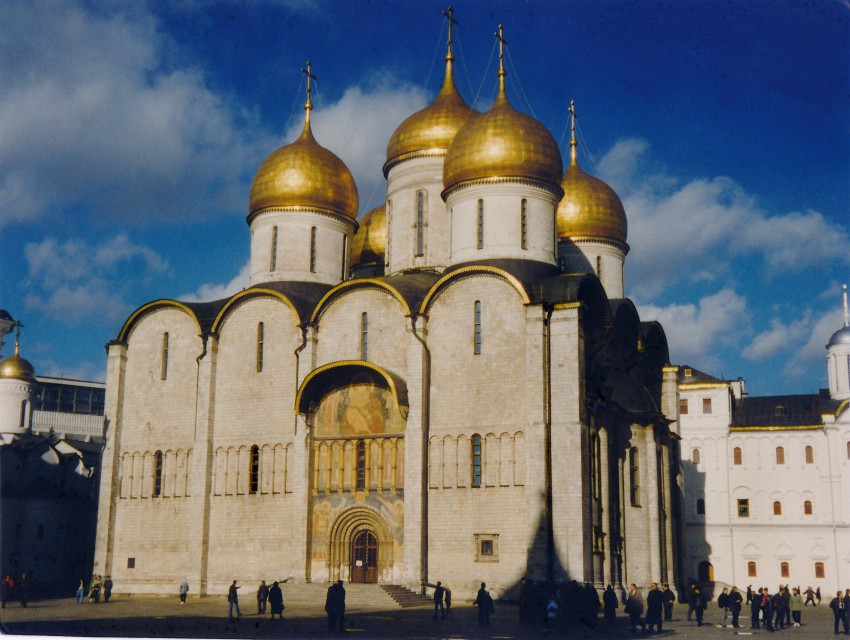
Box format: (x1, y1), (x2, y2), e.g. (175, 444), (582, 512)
(495, 24), (507, 94)
(301, 60), (317, 127)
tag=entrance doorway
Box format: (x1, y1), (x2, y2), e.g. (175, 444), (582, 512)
(698, 560), (714, 582)
(351, 530), (378, 583)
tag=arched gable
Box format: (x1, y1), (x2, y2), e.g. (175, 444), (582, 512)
(419, 266), (530, 315)
(312, 279), (411, 323)
(118, 300), (202, 342)
(211, 288), (301, 332)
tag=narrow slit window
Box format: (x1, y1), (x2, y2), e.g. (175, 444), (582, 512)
(153, 450), (163, 497)
(256, 322), (265, 372)
(356, 440), (366, 490)
(471, 435), (482, 488)
(737, 498), (749, 518)
(161, 332), (169, 380)
(249, 445), (260, 494)
(270, 225), (278, 271)
(310, 226), (317, 273)
(773, 501), (782, 515)
(477, 199), (484, 250)
(804, 500), (812, 515)
(805, 445), (814, 464)
(692, 448), (700, 465)
(776, 446), (785, 465)
(341, 235), (348, 280)
(473, 301), (482, 355)
(361, 313), (369, 361)
(596, 255), (602, 279)
(733, 447), (742, 465)
(416, 192), (425, 256)
(696, 498), (705, 515)
(629, 447), (640, 506)
(520, 199), (527, 250)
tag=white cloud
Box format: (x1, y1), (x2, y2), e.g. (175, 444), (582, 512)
(23, 234), (169, 324)
(37, 358), (106, 384)
(0, 1), (266, 228)
(783, 306), (846, 383)
(599, 139), (850, 298)
(742, 312), (812, 361)
(637, 288), (749, 367)
(180, 261), (251, 302)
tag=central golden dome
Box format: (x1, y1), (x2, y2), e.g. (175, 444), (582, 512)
(249, 115), (359, 220)
(350, 204), (386, 266)
(0, 343), (36, 381)
(557, 147), (627, 243)
(443, 89), (562, 194)
(384, 55), (475, 176)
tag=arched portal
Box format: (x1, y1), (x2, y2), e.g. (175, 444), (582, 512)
(351, 530), (378, 583)
(326, 506), (395, 583)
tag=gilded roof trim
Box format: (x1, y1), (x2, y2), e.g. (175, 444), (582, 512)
(311, 279), (412, 323)
(679, 382), (730, 390)
(211, 289), (301, 333)
(382, 149), (447, 176)
(419, 265), (530, 315)
(295, 359), (409, 418)
(118, 300), (202, 342)
(730, 425), (823, 432)
(247, 205), (360, 230)
(559, 235), (630, 254)
(441, 175), (564, 202)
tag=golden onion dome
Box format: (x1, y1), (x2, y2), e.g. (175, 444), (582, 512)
(350, 204), (386, 266)
(249, 83), (359, 220)
(0, 343), (36, 382)
(384, 55), (476, 176)
(443, 81), (562, 194)
(556, 108), (627, 243)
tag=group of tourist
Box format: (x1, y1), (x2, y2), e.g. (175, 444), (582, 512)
(1, 574), (29, 608)
(221, 579), (284, 621)
(517, 578), (604, 631)
(75, 575), (111, 604)
(625, 582), (677, 633)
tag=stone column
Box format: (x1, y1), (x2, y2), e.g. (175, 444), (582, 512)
(93, 342), (127, 577)
(661, 443), (674, 585)
(646, 429), (661, 582)
(296, 325), (317, 582)
(186, 334), (218, 595)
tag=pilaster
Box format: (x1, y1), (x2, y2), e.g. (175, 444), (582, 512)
(646, 428), (661, 582)
(523, 305), (547, 580)
(599, 427), (612, 586)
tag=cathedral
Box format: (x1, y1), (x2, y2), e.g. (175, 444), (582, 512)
(92, 21), (684, 599)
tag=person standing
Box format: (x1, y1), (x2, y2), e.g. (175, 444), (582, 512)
(179, 579), (189, 605)
(717, 587), (730, 627)
(646, 582), (664, 633)
(257, 580), (269, 615)
(789, 587), (803, 627)
(625, 583), (645, 634)
(805, 586), (816, 606)
(444, 587), (452, 618)
(746, 585), (753, 605)
(603, 584), (618, 623)
(17, 574), (28, 608)
(268, 581), (284, 620)
(662, 584), (675, 622)
(433, 581), (445, 619)
(751, 588), (763, 629)
(227, 580), (242, 620)
(473, 582), (494, 626)
(90, 575), (101, 603)
(103, 576), (113, 603)
(830, 590), (849, 635)
(690, 585), (705, 627)
(729, 586), (743, 628)
(76, 579), (86, 604)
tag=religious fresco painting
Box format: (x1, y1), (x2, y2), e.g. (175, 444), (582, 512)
(314, 383), (406, 437)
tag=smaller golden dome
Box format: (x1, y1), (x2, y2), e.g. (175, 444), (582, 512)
(0, 343), (36, 381)
(443, 90), (562, 194)
(249, 108), (358, 220)
(350, 204), (386, 266)
(556, 152), (627, 244)
(384, 55), (476, 176)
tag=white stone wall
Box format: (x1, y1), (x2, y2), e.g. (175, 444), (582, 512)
(558, 239), (626, 299)
(0, 377), (32, 435)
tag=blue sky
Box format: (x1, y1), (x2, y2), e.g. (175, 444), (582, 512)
(1, 0), (848, 397)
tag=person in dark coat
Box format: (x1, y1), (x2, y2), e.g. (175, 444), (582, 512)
(662, 583), (675, 622)
(690, 586), (705, 626)
(646, 582), (664, 633)
(829, 590), (849, 635)
(751, 587), (763, 629)
(602, 585), (618, 623)
(473, 582), (494, 626)
(729, 586), (743, 628)
(325, 580), (345, 632)
(103, 576), (112, 603)
(762, 589), (774, 632)
(17, 574), (29, 608)
(268, 581), (284, 619)
(227, 580), (242, 620)
(433, 581), (445, 619)
(1, 575), (12, 608)
(444, 587), (452, 618)
(257, 581), (269, 614)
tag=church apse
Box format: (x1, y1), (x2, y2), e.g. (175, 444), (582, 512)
(304, 376), (406, 583)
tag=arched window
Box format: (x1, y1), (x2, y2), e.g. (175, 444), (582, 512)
(270, 225), (278, 271)
(776, 446), (785, 465)
(471, 435), (482, 488)
(733, 447), (742, 465)
(696, 498), (705, 515)
(473, 301), (482, 355)
(356, 440), (367, 490)
(805, 445), (814, 464)
(629, 447), (640, 506)
(815, 562), (825, 579)
(249, 445), (260, 494)
(154, 450), (163, 497)
(520, 199), (527, 250)
(773, 500), (782, 515)
(360, 313), (369, 361)
(747, 561), (757, 577)
(692, 448), (700, 465)
(596, 255), (602, 279)
(803, 500), (812, 515)
(477, 199), (484, 249)
(161, 332), (169, 380)
(780, 562), (790, 578)
(310, 226), (317, 272)
(698, 561), (714, 582)
(416, 191), (425, 256)
(19, 400), (27, 430)
(256, 322), (265, 372)
(341, 235), (348, 280)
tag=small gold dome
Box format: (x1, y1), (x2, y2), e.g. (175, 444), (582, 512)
(0, 343), (36, 381)
(350, 204), (386, 266)
(557, 156), (627, 243)
(384, 56), (475, 176)
(249, 119), (359, 220)
(443, 91), (562, 194)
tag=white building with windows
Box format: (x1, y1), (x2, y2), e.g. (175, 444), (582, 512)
(93, 21), (686, 599)
(678, 292), (850, 592)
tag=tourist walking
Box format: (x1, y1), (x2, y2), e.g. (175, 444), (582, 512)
(433, 581), (445, 619)
(257, 580), (269, 614)
(179, 579), (189, 605)
(227, 580), (242, 620)
(268, 581), (284, 619)
(805, 586), (816, 606)
(473, 582), (494, 626)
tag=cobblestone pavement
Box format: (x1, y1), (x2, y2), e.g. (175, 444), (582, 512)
(0, 592), (840, 639)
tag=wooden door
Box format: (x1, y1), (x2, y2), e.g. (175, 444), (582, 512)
(351, 531), (378, 583)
